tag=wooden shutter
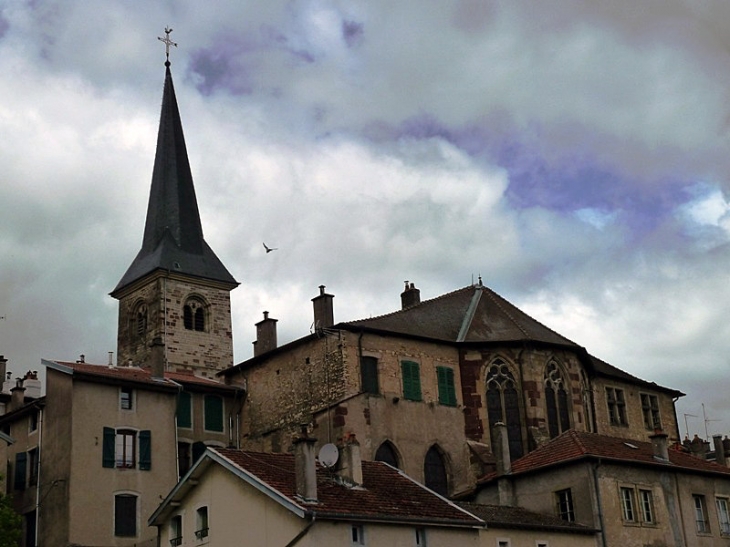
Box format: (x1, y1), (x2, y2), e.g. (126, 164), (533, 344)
(139, 430), (151, 470)
(401, 361), (422, 401)
(14, 452), (27, 491)
(360, 357), (379, 394)
(177, 392), (192, 428)
(114, 494), (137, 537)
(102, 427), (116, 468)
(437, 367), (456, 406)
(204, 396), (224, 432)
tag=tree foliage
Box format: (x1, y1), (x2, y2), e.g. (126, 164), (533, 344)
(0, 493), (22, 547)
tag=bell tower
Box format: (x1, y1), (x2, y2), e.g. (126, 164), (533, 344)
(111, 37), (238, 375)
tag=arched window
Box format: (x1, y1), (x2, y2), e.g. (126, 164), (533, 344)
(580, 370), (594, 433)
(131, 302), (147, 340)
(424, 445), (448, 496)
(544, 361), (570, 438)
(374, 441), (400, 469)
(486, 360), (523, 460)
(183, 297), (206, 332)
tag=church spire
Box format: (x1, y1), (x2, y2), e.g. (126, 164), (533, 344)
(112, 50), (237, 295)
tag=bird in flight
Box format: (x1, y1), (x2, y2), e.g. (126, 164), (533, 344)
(263, 243), (278, 253)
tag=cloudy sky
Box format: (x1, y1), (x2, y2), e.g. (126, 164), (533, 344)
(1, 1), (729, 439)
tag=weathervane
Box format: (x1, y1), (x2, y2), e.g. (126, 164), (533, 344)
(158, 27), (177, 65)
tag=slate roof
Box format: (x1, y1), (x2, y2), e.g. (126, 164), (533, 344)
(478, 430), (730, 484)
(150, 447), (484, 528)
(456, 502), (596, 534)
(112, 65), (237, 295)
(42, 359), (240, 394)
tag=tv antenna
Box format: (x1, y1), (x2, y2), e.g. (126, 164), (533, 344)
(702, 404), (721, 440)
(683, 413), (698, 439)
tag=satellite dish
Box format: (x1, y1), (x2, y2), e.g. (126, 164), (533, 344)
(318, 443), (339, 468)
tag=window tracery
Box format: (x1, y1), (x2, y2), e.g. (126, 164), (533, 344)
(544, 361), (570, 438)
(486, 359), (523, 460)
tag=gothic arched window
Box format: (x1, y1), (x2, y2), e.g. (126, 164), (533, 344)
(131, 302), (147, 340)
(486, 360), (523, 460)
(544, 361), (571, 438)
(183, 297), (206, 332)
(424, 445), (448, 496)
(580, 369), (595, 433)
(374, 441), (400, 469)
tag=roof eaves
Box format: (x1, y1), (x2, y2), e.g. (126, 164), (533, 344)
(41, 358), (74, 375)
(456, 288), (482, 343)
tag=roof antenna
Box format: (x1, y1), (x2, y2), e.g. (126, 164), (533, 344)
(158, 26), (177, 66)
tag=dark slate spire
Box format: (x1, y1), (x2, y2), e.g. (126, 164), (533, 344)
(112, 66), (237, 294)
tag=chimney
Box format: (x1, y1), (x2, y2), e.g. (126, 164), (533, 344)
(22, 371), (41, 399)
(400, 281), (420, 309)
(650, 431), (669, 461)
(149, 337), (165, 379)
(293, 427), (318, 502)
(108, 352), (114, 368)
(337, 434), (363, 486)
(312, 286), (334, 331)
(253, 311), (278, 357)
(10, 378), (25, 411)
(492, 422), (514, 505)
(714, 435), (728, 467)
(690, 434), (709, 459)
(0, 356), (6, 389)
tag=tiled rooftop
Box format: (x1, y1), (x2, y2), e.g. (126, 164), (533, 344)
(457, 501), (596, 533)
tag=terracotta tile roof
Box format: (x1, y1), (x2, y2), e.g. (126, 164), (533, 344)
(479, 430), (730, 483)
(456, 502), (596, 534)
(213, 448), (483, 526)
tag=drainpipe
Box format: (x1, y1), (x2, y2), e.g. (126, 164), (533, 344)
(35, 407), (43, 547)
(284, 513), (317, 547)
(591, 460), (607, 547)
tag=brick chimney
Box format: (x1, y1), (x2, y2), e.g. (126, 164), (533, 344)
(294, 428), (318, 502)
(401, 281), (420, 309)
(689, 434), (709, 459)
(337, 434), (363, 486)
(312, 286), (334, 331)
(149, 336), (165, 379)
(713, 435), (728, 467)
(650, 431), (669, 461)
(253, 311), (278, 357)
(10, 378), (25, 411)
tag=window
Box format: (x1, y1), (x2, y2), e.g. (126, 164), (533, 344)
(620, 487), (636, 522)
(170, 515), (183, 546)
(639, 489), (655, 524)
(28, 448), (39, 487)
(415, 528), (427, 546)
(360, 356), (379, 394)
(120, 387), (133, 410)
(536, 542), (548, 547)
(486, 360), (523, 460)
(29, 411), (38, 433)
(717, 498), (730, 535)
(436, 366), (457, 406)
(178, 442), (192, 478)
(424, 445), (447, 496)
(102, 428), (151, 470)
(544, 362), (570, 438)
(350, 524), (365, 545)
(204, 395), (224, 432)
(114, 494), (137, 537)
(177, 391), (192, 428)
(606, 387), (628, 426)
(374, 442), (400, 469)
(580, 370), (594, 433)
(555, 489), (575, 522)
(135, 304), (147, 338)
(694, 494), (710, 534)
(497, 540), (511, 547)
(401, 360), (422, 401)
(184, 298), (206, 332)
(14, 452), (27, 491)
(640, 393), (661, 430)
(24, 510), (36, 547)
(195, 506), (209, 539)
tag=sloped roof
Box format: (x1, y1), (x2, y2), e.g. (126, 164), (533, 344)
(342, 284), (580, 347)
(456, 502), (596, 534)
(150, 447), (484, 527)
(112, 65), (237, 295)
(478, 430), (730, 484)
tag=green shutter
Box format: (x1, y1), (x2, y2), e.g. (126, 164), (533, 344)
(437, 367), (456, 406)
(361, 357), (379, 394)
(139, 430), (151, 470)
(14, 452), (27, 491)
(177, 391), (192, 428)
(401, 361), (422, 401)
(204, 396), (224, 432)
(102, 427), (116, 468)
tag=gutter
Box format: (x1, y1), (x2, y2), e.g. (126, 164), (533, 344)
(591, 460), (607, 547)
(284, 513), (317, 547)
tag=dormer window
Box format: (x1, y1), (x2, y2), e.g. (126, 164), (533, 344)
(183, 297), (206, 332)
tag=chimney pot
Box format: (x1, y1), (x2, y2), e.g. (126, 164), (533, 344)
(254, 312), (278, 357)
(400, 282), (421, 309)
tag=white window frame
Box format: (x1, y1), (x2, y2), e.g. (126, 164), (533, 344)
(717, 497), (730, 536)
(195, 505), (209, 543)
(170, 514), (183, 546)
(639, 489), (655, 524)
(497, 539), (511, 547)
(620, 486), (637, 522)
(120, 386), (134, 411)
(536, 542), (549, 547)
(350, 524), (365, 545)
(415, 527), (427, 546)
(694, 494), (711, 534)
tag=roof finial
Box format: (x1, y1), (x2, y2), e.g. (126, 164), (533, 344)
(158, 26), (177, 67)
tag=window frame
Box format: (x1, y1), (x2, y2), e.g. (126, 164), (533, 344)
(620, 486), (636, 522)
(360, 356), (379, 395)
(29, 410), (38, 433)
(203, 395), (224, 433)
(606, 387), (628, 426)
(694, 494), (711, 534)
(640, 393), (661, 430)
(436, 366), (457, 406)
(28, 448), (39, 487)
(120, 387), (134, 411)
(195, 505), (209, 540)
(415, 527), (427, 546)
(114, 493), (138, 538)
(555, 488), (575, 522)
(717, 497), (730, 536)
(170, 514), (183, 546)
(177, 391), (192, 429)
(115, 429), (137, 469)
(350, 524), (365, 545)
(639, 489), (655, 524)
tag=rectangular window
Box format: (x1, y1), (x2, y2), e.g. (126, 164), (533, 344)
(28, 448), (39, 487)
(116, 430), (136, 468)
(195, 506), (209, 539)
(114, 494), (137, 537)
(639, 489), (655, 524)
(14, 452), (27, 491)
(177, 391), (192, 428)
(102, 428), (151, 470)
(436, 366), (457, 406)
(694, 494), (710, 534)
(497, 540), (511, 547)
(120, 387), (133, 410)
(170, 515), (183, 546)
(555, 489), (575, 522)
(536, 542), (548, 547)
(360, 356), (379, 395)
(606, 387), (627, 426)
(350, 524), (365, 545)
(620, 487), (636, 522)
(401, 360), (422, 401)
(29, 411), (38, 433)
(717, 498), (730, 536)
(415, 528), (426, 546)
(204, 395), (224, 432)
(640, 393), (661, 430)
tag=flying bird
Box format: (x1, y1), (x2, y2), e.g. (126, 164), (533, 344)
(263, 243), (278, 253)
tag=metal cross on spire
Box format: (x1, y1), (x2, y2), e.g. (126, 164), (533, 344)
(158, 27), (177, 65)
